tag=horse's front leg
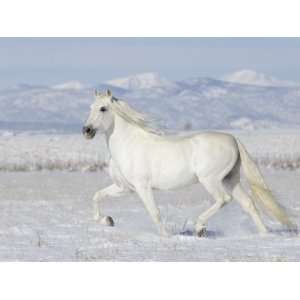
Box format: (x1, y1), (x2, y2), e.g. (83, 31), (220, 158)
(93, 184), (129, 226)
(135, 184), (169, 237)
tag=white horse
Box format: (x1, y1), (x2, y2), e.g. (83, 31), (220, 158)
(83, 89), (296, 237)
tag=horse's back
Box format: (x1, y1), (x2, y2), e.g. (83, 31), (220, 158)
(163, 130), (236, 144)
(191, 131), (237, 147)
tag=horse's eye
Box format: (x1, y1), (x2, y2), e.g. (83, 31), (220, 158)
(100, 106), (107, 112)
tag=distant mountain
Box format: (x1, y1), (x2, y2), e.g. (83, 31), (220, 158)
(52, 81), (87, 90)
(105, 72), (178, 90)
(1, 71), (300, 131)
(222, 69), (298, 87)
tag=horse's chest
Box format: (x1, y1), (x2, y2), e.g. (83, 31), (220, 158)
(108, 159), (133, 190)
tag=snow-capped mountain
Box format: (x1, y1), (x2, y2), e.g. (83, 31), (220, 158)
(222, 69), (298, 87)
(105, 72), (178, 90)
(1, 71), (300, 132)
(52, 81), (87, 90)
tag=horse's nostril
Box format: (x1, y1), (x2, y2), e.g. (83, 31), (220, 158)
(82, 126), (91, 134)
(83, 126), (96, 138)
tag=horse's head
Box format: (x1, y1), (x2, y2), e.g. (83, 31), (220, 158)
(83, 89), (115, 139)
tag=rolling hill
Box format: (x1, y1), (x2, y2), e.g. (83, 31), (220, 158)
(1, 70), (299, 132)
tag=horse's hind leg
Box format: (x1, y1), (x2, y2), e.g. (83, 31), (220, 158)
(232, 184), (268, 235)
(195, 178), (232, 237)
(224, 160), (268, 235)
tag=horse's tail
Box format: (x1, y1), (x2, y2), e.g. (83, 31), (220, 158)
(236, 138), (296, 230)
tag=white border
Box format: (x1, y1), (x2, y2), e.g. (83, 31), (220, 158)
(0, 0), (300, 36)
(0, 262), (299, 300)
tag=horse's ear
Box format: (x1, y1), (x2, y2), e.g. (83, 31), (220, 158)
(106, 89), (112, 97)
(94, 89), (98, 96)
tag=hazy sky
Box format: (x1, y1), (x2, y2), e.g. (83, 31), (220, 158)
(1, 37), (300, 88)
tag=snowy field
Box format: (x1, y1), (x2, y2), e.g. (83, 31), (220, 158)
(1, 129), (300, 171)
(0, 169), (299, 261)
(0, 130), (300, 261)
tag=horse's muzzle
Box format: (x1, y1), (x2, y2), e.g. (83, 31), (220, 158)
(82, 126), (96, 139)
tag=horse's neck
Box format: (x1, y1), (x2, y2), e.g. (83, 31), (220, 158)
(105, 114), (146, 158)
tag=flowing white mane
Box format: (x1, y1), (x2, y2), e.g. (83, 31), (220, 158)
(110, 96), (163, 135)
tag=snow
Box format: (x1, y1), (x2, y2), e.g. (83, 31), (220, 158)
(0, 129), (300, 171)
(0, 168), (299, 261)
(52, 81), (86, 90)
(230, 117), (255, 130)
(0, 132), (108, 171)
(223, 69), (298, 87)
(0, 129), (299, 261)
(105, 72), (177, 90)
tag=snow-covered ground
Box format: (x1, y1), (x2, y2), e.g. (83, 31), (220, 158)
(0, 131), (108, 172)
(0, 129), (299, 261)
(0, 129), (300, 171)
(0, 168), (299, 261)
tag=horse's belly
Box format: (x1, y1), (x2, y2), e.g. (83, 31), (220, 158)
(151, 164), (197, 190)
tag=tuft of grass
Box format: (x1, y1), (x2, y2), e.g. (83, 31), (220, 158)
(0, 161), (108, 172)
(256, 155), (300, 170)
(1, 153), (300, 172)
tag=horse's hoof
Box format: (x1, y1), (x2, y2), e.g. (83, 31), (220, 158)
(196, 227), (207, 237)
(101, 216), (114, 226)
